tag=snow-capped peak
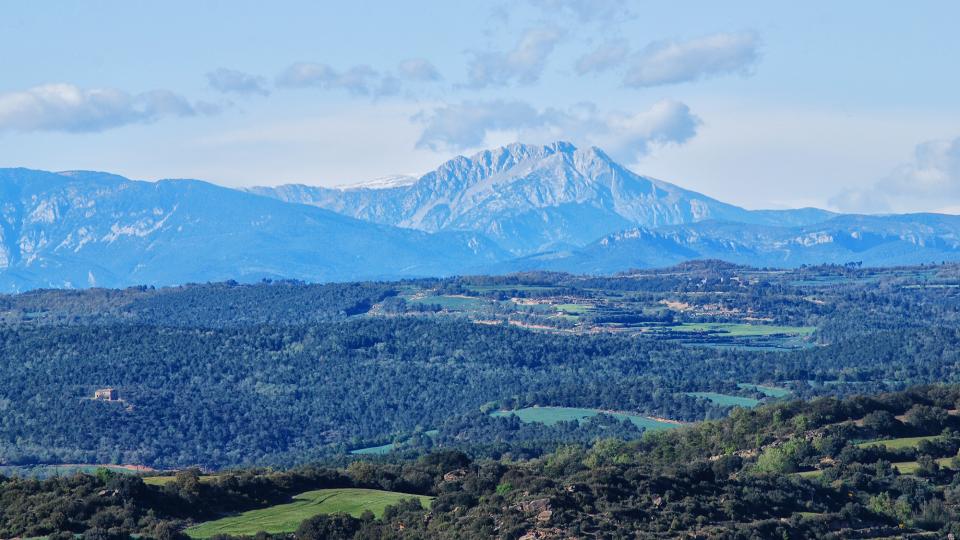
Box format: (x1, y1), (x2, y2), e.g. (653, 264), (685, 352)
(336, 175), (419, 190)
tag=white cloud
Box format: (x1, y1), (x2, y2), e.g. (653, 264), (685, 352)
(467, 27), (564, 87)
(0, 83), (208, 134)
(276, 62), (400, 97)
(828, 189), (891, 214)
(575, 39), (630, 75)
(413, 99), (700, 162)
(526, 0), (633, 23)
(397, 59), (441, 81)
(414, 100), (543, 150)
(830, 137), (960, 214)
(624, 31), (760, 87)
(207, 68), (269, 96)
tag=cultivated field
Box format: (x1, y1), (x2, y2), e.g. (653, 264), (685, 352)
(185, 488), (433, 538)
(737, 383), (792, 398)
(855, 435), (942, 450)
(685, 392), (761, 408)
(891, 458), (956, 474)
(663, 323), (816, 336)
(490, 406), (681, 431)
(142, 474), (220, 486)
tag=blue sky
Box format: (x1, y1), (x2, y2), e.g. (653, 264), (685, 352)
(1, 1), (958, 213)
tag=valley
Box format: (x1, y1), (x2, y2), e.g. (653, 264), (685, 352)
(5, 2), (957, 537)
(7, 385), (960, 537)
(0, 260), (957, 471)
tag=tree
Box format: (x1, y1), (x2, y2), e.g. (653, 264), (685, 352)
(862, 410), (899, 434)
(904, 405), (949, 434)
(295, 513), (362, 540)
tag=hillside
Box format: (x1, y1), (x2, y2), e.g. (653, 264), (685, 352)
(251, 141), (835, 255)
(5, 386), (960, 538)
(0, 262), (958, 470)
(0, 169), (504, 291)
(0, 143), (959, 291)
(498, 213), (960, 272)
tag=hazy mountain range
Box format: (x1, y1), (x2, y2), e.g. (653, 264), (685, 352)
(250, 142), (837, 255)
(0, 141), (958, 291)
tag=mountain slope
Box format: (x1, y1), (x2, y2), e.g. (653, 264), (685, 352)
(0, 168), (505, 292)
(492, 213), (960, 273)
(252, 142), (834, 255)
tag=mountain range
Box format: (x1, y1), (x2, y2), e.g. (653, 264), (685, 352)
(250, 142), (837, 255)
(0, 141), (958, 291)
(0, 168), (503, 292)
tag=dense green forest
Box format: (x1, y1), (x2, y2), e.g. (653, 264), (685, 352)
(7, 386), (960, 538)
(0, 262), (958, 469)
(1, 262), (959, 537)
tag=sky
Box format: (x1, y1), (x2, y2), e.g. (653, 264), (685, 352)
(1, 1), (959, 213)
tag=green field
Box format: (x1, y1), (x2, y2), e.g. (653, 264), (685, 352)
(185, 488), (433, 538)
(407, 295), (489, 310)
(892, 458), (956, 474)
(855, 435), (941, 450)
(554, 303), (592, 314)
(0, 464), (144, 479)
(666, 323), (816, 337)
(349, 442), (396, 455)
(142, 474), (219, 486)
(793, 456), (957, 478)
(685, 392), (761, 408)
(490, 406), (679, 431)
(350, 430), (438, 455)
(737, 383), (792, 398)
(465, 285), (557, 293)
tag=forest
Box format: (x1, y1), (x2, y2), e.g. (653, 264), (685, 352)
(0, 261), (957, 469)
(6, 385), (960, 538)
(0, 262), (959, 537)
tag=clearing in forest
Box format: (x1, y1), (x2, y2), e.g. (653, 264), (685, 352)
(490, 406), (680, 431)
(185, 488), (433, 538)
(855, 435), (942, 450)
(685, 392), (761, 408)
(737, 383), (792, 398)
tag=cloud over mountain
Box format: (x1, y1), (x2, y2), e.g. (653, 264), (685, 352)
(831, 136), (960, 214)
(413, 99), (700, 161)
(0, 83), (211, 134)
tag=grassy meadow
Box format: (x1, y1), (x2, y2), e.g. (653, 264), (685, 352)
(490, 406), (680, 431)
(185, 488), (433, 538)
(855, 435), (942, 450)
(737, 383), (792, 398)
(685, 392), (761, 408)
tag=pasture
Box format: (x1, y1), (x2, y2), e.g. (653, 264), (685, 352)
(554, 303), (592, 314)
(0, 464), (146, 479)
(665, 323), (816, 337)
(685, 392), (761, 408)
(465, 284), (558, 293)
(185, 488), (433, 538)
(142, 474), (220, 486)
(855, 435), (942, 450)
(490, 406), (680, 431)
(737, 383), (792, 398)
(407, 295), (489, 311)
(350, 430), (438, 455)
(349, 442), (395, 455)
(892, 457), (956, 474)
